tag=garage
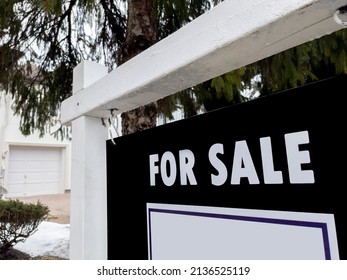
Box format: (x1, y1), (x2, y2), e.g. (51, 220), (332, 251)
(7, 145), (64, 197)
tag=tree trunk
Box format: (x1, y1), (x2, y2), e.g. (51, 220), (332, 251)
(120, 0), (158, 135)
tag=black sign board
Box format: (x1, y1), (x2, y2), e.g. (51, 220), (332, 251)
(106, 75), (346, 260)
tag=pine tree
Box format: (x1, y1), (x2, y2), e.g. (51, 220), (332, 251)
(0, 0), (211, 137)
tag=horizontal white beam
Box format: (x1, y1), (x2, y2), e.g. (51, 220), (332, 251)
(61, 0), (346, 124)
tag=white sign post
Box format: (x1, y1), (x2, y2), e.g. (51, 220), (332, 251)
(69, 61), (108, 259)
(62, 0), (347, 259)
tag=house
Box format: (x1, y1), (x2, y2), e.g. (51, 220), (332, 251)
(0, 92), (71, 198)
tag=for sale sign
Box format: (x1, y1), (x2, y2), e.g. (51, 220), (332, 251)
(106, 75), (346, 260)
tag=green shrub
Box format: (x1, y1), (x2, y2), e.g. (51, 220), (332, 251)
(0, 199), (49, 256)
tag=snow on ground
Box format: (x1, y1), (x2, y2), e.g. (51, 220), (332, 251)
(14, 221), (70, 259)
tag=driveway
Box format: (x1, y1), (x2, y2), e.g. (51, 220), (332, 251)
(14, 192), (70, 224)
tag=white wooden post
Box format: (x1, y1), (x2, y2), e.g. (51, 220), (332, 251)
(61, 0), (346, 260)
(70, 61), (108, 259)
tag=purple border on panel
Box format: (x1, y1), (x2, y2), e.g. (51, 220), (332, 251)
(148, 208), (331, 260)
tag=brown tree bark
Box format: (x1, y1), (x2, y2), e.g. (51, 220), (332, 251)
(120, 0), (158, 135)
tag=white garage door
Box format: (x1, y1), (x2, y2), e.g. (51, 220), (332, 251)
(7, 146), (64, 197)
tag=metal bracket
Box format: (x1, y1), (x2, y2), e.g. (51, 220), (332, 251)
(334, 5), (347, 27)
